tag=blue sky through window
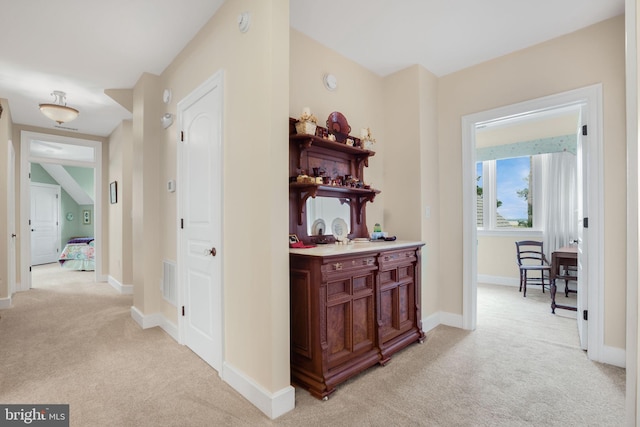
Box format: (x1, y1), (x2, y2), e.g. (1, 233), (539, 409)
(496, 156), (529, 220)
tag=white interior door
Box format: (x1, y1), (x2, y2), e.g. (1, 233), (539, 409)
(179, 71), (223, 372)
(576, 112), (588, 350)
(7, 142), (16, 295)
(30, 183), (60, 266)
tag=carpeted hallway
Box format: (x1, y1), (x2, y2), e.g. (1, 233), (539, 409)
(0, 264), (625, 426)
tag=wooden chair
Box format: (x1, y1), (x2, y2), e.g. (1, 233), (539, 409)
(515, 240), (551, 297)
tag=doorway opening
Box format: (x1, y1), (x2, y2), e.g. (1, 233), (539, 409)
(19, 131), (103, 292)
(461, 84), (605, 362)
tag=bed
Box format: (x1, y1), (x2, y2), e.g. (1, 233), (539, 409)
(58, 237), (95, 271)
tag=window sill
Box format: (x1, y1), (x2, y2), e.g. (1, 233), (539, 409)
(477, 229), (543, 238)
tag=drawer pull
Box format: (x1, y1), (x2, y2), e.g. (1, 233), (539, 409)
(333, 263), (343, 271)
(363, 258), (374, 266)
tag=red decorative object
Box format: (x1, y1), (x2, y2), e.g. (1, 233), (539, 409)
(326, 111), (351, 142)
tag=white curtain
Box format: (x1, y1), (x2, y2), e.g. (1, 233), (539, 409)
(541, 151), (578, 257)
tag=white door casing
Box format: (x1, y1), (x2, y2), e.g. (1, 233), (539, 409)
(20, 132), (102, 291)
(7, 142), (16, 295)
(30, 183), (61, 266)
(462, 84), (604, 362)
(178, 70), (224, 372)
(576, 107), (588, 349)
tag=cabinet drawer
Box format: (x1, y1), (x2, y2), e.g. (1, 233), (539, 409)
(322, 255), (376, 276)
(378, 249), (416, 269)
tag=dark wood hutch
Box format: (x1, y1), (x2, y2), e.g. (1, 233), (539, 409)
(288, 118), (380, 244)
(288, 117), (425, 400)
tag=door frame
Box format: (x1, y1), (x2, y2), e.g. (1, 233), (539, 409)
(19, 131), (102, 291)
(461, 84), (605, 362)
(7, 141), (16, 297)
(30, 182), (61, 265)
(176, 70), (225, 372)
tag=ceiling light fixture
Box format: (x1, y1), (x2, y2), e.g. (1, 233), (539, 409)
(238, 12), (251, 33)
(39, 91), (79, 124)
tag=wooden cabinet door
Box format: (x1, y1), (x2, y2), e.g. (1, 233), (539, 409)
(325, 271), (375, 369)
(378, 265), (415, 344)
(377, 248), (420, 361)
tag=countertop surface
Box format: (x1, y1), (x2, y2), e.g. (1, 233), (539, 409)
(289, 240), (424, 257)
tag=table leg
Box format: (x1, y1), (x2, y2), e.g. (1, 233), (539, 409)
(550, 278), (557, 314)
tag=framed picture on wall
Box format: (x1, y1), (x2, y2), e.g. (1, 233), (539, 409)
(110, 181), (117, 204)
(83, 210), (91, 225)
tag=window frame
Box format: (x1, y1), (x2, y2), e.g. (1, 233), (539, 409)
(477, 155), (543, 235)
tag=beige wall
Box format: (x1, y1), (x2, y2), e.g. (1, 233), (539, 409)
(382, 65), (440, 317)
(417, 66), (441, 317)
(439, 16), (626, 349)
(134, 0), (291, 393)
(290, 29), (386, 227)
(131, 72), (163, 316)
(108, 120), (133, 285)
(478, 235), (541, 280)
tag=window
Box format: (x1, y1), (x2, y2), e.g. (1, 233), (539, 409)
(477, 155), (541, 230)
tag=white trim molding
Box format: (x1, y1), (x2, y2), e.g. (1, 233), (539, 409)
(222, 362), (295, 420)
(108, 275), (133, 294)
(128, 307), (294, 419)
(462, 84), (605, 364)
(19, 131), (103, 292)
(439, 312), (464, 329)
(477, 275), (519, 287)
(129, 307), (179, 342)
(0, 296), (12, 309)
(421, 312), (441, 334)
(602, 345), (626, 369)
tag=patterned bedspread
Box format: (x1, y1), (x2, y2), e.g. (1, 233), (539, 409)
(58, 241), (95, 271)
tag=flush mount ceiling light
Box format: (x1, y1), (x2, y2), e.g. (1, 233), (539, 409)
(323, 73), (338, 91)
(39, 91), (79, 124)
(237, 12), (251, 33)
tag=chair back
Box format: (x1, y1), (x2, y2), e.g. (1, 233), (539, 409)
(515, 240), (547, 267)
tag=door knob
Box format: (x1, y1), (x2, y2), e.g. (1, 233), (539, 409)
(11, 234), (16, 238)
(205, 247), (217, 257)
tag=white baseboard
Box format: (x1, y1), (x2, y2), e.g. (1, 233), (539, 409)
(108, 275), (133, 294)
(477, 274), (519, 287)
(439, 311), (464, 328)
(159, 318), (179, 342)
(223, 362), (295, 419)
(128, 307), (294, 418)
(129, 309), (295, 419)
(130, 306), (160, 329)
(0, 296), (12, 309)
(129, 307), (179, 342)
(421, 311), (441, 334)
(601, 345), (626, 368)
(422, 311), (463, 332)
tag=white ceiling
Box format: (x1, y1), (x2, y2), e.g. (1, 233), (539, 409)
(0, 0), (625, 138)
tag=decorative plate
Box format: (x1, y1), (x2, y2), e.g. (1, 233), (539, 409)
(331, 218), (349, 241)
(326, 111), (351, 142)
(311, 218), (326, 236)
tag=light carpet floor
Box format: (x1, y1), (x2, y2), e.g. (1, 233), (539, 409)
(0, 264), (625, 426)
